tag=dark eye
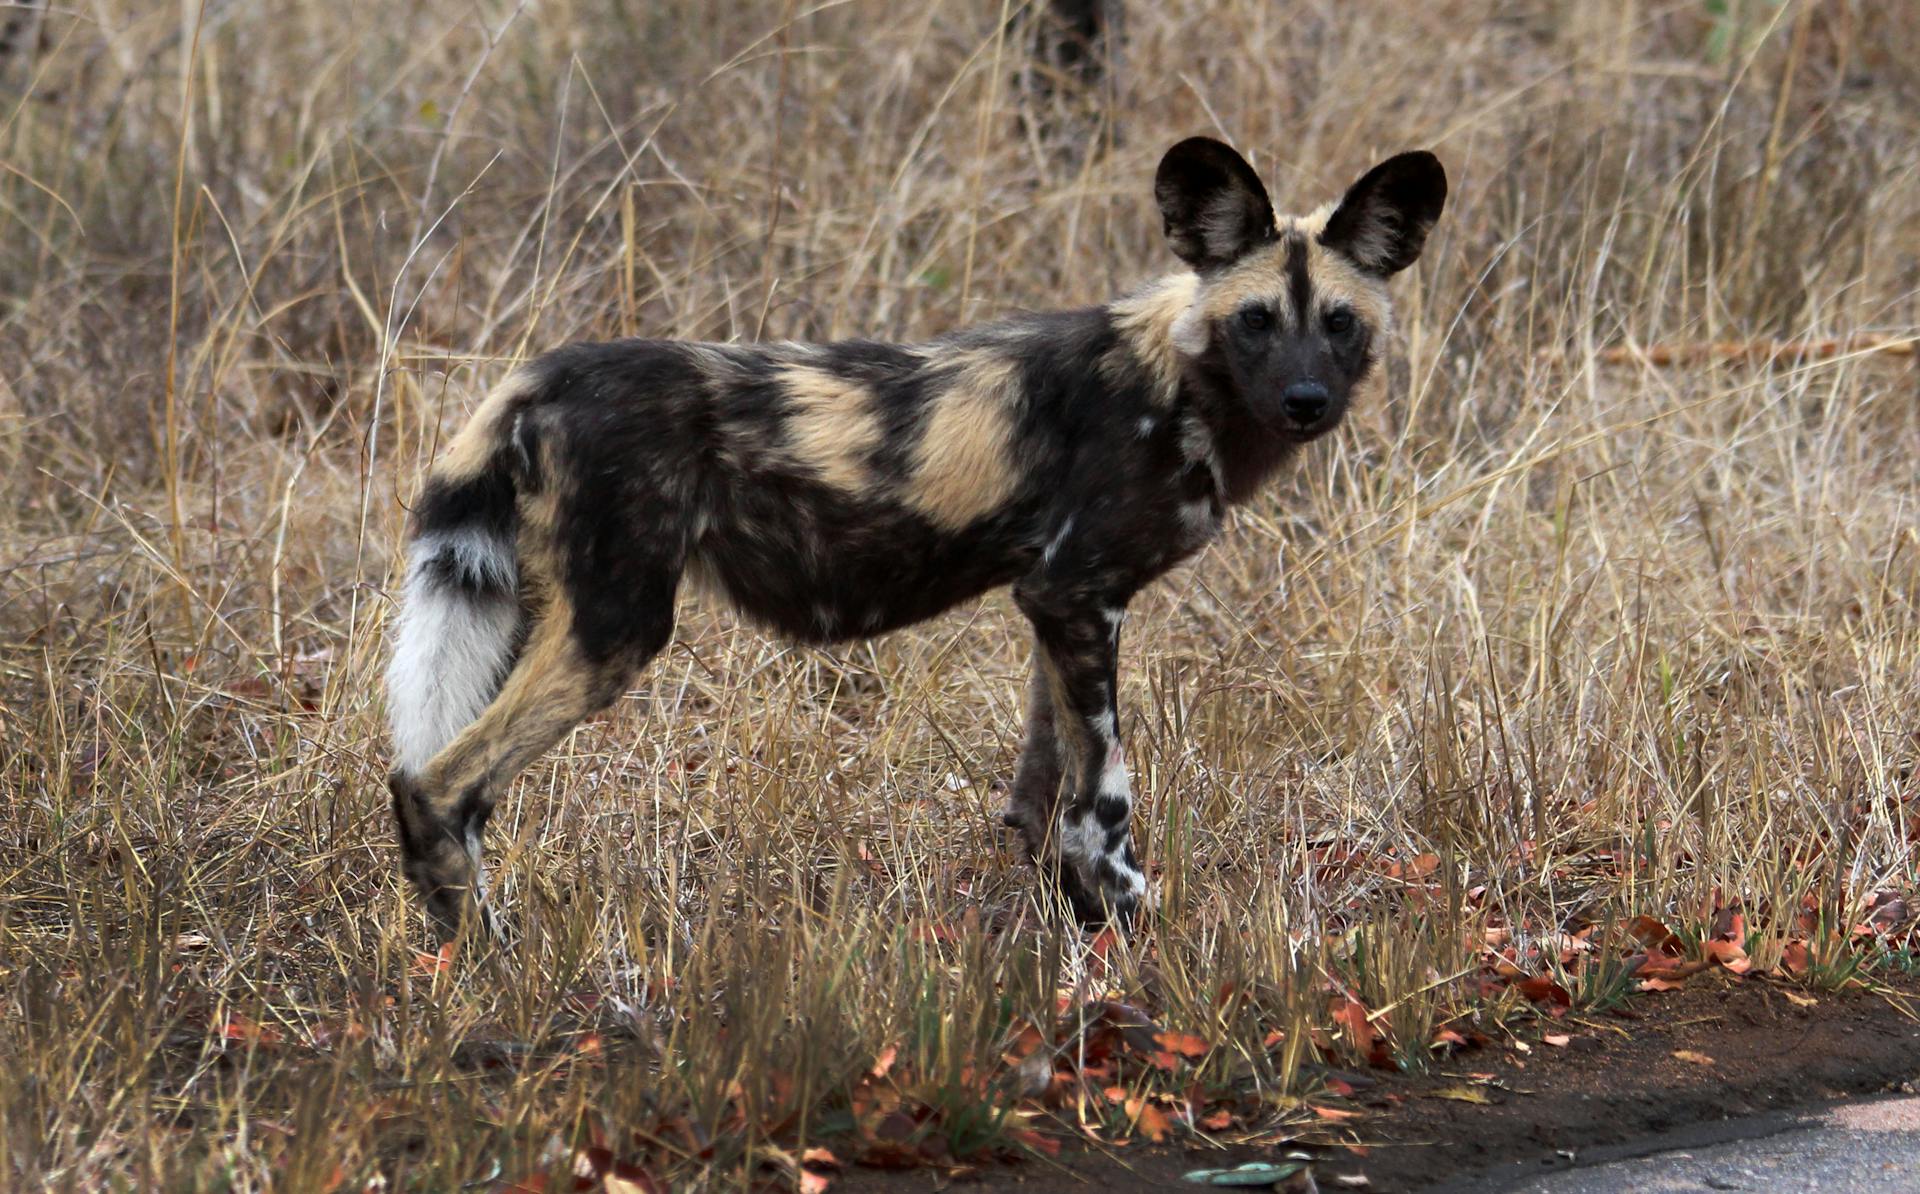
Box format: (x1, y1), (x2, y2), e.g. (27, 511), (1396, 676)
(1239, 306), (1273, 332)
(1324, 308), (1354, 335)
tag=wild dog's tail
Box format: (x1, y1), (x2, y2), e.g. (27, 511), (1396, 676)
(385, 368), (541, 778)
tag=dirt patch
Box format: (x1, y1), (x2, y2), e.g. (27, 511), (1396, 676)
(835, 975), (1920, 1193)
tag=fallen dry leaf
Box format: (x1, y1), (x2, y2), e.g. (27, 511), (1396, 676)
(1639, 959), (1712, 981)
(1088, 926), (1121, 960)
(1673, 1050), (1715, 1066)
(1009, 1128), (1059, 1157)
(1627, 915), (1682, 953)
(1705, 940), (1752, 974)
(1785, 991), (1819, 1009)
(911, 920), (959, 944)
(1513, 975), (1572, 1010)
(1542, 1033), (1571, 1048)
(1123, 1096), (1178, 1142)
(603, 1162), (665, 1194)
(1330, 996), (1378, 1057)
(1428, 1085), (1492, 1105)
(412, 942), (456, 977)
(1781, 940), (1812, 976)
(1154, 1030), (1211, 1060)
(217, 1013), (283, 1047)
(1388, 852), (1440, 881)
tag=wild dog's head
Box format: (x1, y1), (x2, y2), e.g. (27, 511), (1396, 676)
(1154, 137), (1446, 441)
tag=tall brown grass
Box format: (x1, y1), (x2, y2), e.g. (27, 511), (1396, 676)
(1, 0), (1917, 1188)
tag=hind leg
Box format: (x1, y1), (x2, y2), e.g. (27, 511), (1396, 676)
(391, 587), (675, 942)
(1001, 651), (1064, 844)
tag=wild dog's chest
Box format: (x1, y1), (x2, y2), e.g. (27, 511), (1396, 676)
(1038, 410), (1226, 594)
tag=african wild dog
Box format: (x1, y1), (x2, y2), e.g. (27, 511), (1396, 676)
(386, 138), (1447, 941)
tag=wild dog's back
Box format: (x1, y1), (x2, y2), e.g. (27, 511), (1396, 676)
(498, 310), (1180, 646)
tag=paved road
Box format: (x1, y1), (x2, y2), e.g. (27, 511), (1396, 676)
(1502, 1095), (1920, 1193)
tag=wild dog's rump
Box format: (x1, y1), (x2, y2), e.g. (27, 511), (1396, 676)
(385, 373), (538, 777)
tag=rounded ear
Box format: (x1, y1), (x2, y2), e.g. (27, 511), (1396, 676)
(1154, 137), (1277, 271)
(1318, 151), (1447, 276)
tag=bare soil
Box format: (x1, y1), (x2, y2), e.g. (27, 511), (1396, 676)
(837, 976), (1920, 1193)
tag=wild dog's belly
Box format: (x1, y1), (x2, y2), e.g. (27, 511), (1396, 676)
(693, 486), (1041, 644)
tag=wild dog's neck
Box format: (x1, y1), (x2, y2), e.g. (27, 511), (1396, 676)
(1106, 273), (1299, 505)
(1189, 376), (1300, 504)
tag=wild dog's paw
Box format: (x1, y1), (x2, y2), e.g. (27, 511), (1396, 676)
(1052, 850), (1144, 930)
(388, 772), (495, 946)
(1087, 849), (1148, 930)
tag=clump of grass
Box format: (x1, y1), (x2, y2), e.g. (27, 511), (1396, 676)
(2, 0), (1919, 1187)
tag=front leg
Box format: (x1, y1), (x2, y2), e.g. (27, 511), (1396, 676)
(1013, 584), (1146, 926)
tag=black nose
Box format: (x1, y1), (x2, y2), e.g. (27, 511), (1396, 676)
(1281, 381), (1330, 427)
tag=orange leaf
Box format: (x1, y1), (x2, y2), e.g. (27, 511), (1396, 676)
(1010, 1128), (1060, 1157)
(1330, 997), (1377, 1055)
(412, 942), (456, 977)
(1403, 852), (1441, 880)
(1312, 1104), (1363, 1121)
(1639, 959), (1711, 982)
(217, 1013), (283, 1047)
(603, 1165), (664, 1194)
(1705, 940), (1752, 974)
(1154, 1030), (1210, 1060)
(1542, 1034), (1571, 1048)
(869, 1044), (898, 1080)
(1513, 976), (1571, 1008)
(1125, 1099), (1176, 1143)
(798, 1172), (831, 1194)
(1627, 915), (1681, 953)
(1002, 1021), (1046, 1061)
(1088, 927), (1120, 959)
(1200, 1108), (1234, 1131)
(1781, 940), (1811, 976)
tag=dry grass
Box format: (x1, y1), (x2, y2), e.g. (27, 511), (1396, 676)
(2, 0), (1919, 1188)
